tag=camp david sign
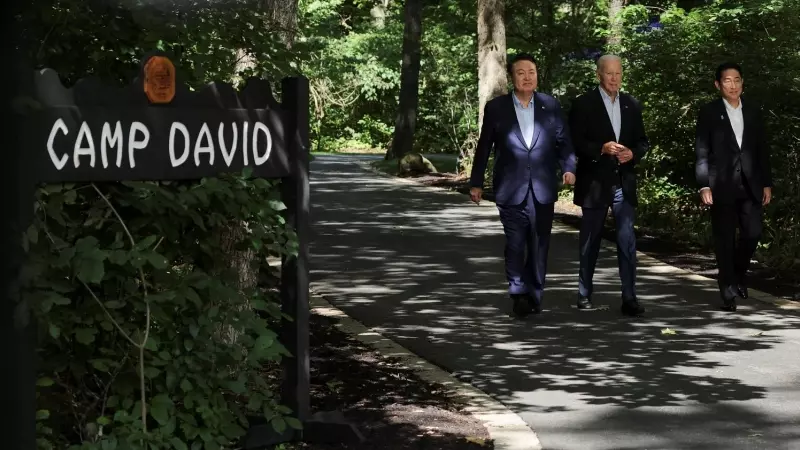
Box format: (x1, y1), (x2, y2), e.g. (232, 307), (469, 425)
(33, 109), (284, 183)
(24, 56), (290, 184)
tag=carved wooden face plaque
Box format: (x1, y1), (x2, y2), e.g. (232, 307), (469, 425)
(143, 56), (176, 104)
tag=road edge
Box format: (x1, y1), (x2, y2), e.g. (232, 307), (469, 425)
(310, 292), (543, 450)
(355, 159), (799, 311)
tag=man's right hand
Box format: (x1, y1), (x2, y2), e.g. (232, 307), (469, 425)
(700, 188), (713, 205)
(470, 187), (483, 204)
(602, 141), (620, 156)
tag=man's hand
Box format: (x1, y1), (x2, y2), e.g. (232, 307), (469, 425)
(616, 147), (634, 164)
(562, 172), (576, 185)
(700, 187), (713, 206)
(470, 187), (483, 204)
(601, 141), (620, 156)
(763, 187), (772, 206)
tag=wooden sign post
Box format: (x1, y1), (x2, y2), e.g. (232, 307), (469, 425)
(1, 52), (361, 449)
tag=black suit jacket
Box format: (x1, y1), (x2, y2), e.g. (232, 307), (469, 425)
(470, 92), (576, 206)
(694, 97), (772, 204)
(570, 87), (650, 208)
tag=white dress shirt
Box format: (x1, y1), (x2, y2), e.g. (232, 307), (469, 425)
(599, 86), (621, 141)
(723, 97), (744, 149)
(512, 92), (535, 148)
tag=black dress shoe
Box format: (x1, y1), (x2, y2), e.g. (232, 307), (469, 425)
(621, 298), (645, 316)
(511, 294), (533, 317)
(737, 285), (749, 299)
(577, 296), (594, 310)
(721, 296), (737, 312)
(530, 297), (543, 315)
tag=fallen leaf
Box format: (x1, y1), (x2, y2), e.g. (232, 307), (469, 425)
(661, 328), (677, 335)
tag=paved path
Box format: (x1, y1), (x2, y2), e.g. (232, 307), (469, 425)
(309, 154), (800, 450)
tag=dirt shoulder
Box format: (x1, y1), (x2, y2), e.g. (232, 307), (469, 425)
(281, 311), (492, 450)
(378, 168), (799, 302)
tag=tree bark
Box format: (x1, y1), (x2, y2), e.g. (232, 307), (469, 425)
(387, 0), (423, 160)
(477, 0), (507, 127)
(370, 0), (392, 28)
(217, 0), (299, 346)
(607, 0), (625, 47)
(260, 0), (299, 48)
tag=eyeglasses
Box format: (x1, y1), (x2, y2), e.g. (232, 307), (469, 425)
(721, 79), (743, 86)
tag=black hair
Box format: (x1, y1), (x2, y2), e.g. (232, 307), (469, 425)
(507, 53), (538, 76)
(715, 62), (743, 82)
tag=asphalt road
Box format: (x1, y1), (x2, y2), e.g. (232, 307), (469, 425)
(309, 153), (800, 450)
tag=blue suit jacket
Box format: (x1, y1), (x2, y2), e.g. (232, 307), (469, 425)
(470, 92), (577, 206)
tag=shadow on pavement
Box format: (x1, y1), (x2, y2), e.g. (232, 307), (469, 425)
(309, 154), (800, 450)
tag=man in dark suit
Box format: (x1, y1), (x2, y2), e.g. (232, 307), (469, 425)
(695, 62), (772, 312)
(469, 53), (577, 318)
(570, 54), (649, 316)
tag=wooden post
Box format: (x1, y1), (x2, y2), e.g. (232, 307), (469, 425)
(1, 0), (37, 446)
(280, 76), (311, 423)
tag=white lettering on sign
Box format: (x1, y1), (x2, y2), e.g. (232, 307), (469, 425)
(219, 123), (239, 166)
(166, 121), (272, 168)
(252, 122), (272, 165)
(127, 122), (149, 168)
(46, 119), (273, 171)
(194, 123), (214, 166)
(47, 118), (69, 170)
(73, 122), (95, 168)
(169, 122), (190, 166)
(47, 120), (150, 171)
(101, 122), (124, 168)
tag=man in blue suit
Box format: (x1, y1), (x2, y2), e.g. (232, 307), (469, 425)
(469, 53), (577, 318)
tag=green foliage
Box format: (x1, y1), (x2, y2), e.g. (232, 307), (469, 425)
(20, 0), (307, 447)
(619, 0), (800, 268)
(29, 175), (299, 449)
(302, 0), (477, 154)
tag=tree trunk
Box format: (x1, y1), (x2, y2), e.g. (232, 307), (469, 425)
(462, 0), (506, 173)
(538, 0), (557, 92)
(370, 0), (391, 28)
(607, 0), (625, 47)
(477, 0), (507, 126)
(217, 0), (299, 345)
(260, 0), (299, 48)
(386, 0), (423, 161)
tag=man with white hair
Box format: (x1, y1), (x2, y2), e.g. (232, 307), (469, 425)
(569, 54), (650, 316)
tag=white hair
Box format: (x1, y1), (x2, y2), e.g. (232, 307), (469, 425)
(596, 54), (622, 71)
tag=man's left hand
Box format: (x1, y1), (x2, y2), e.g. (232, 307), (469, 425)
(563, 172), (576, 185)
(763, 187), (772, 206)
(617, 147), (634, 164)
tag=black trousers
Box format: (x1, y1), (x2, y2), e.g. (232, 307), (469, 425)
(497, 186), (555, 302)
(578, 187), (637, 300)
(710, 190), (763, 299)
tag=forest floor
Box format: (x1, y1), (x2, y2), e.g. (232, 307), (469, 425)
(278, 312), (492, 450)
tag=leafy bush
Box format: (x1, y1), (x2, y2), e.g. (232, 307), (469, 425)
(29, 174), (299, 449)
(620, 0), (800, 267)
(20, 0), (306, 447)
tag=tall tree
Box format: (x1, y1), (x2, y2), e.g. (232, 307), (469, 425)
(220, 0), (300, 324)
(387, 0), (423, 160)
(607, 0), (625, 47)
(477, 0), (507, 126)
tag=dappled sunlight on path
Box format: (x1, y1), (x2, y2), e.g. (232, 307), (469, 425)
(309, 154), (800, 450)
